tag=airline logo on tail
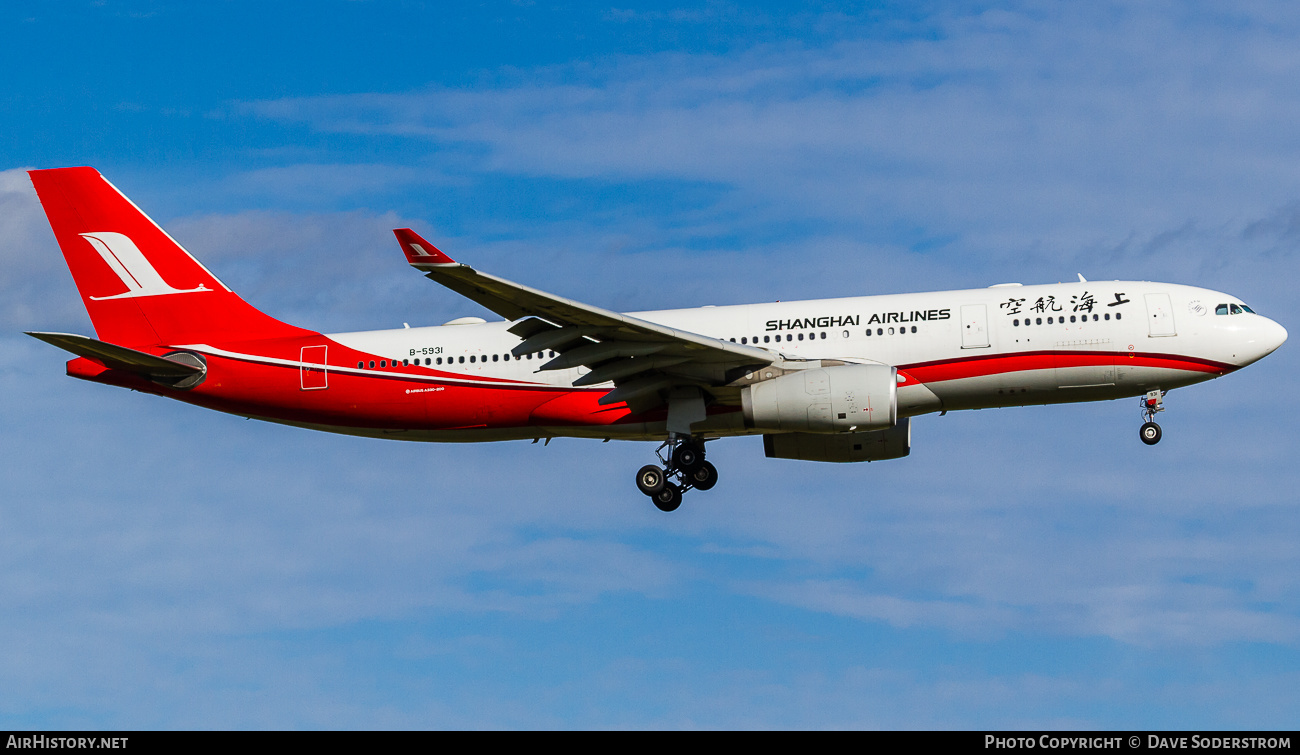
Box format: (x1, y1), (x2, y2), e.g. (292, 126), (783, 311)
(81, 232), (212, 300)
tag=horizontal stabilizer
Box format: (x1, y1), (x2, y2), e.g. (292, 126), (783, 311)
(26, 332), (202, 377)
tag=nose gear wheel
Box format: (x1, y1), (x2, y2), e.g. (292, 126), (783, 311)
(1138, 389), (1165, 445)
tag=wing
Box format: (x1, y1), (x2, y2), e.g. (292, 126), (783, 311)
(393, 229), (778, 417)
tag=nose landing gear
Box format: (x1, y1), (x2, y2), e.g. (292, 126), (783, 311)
(634, 435), (717, 512)
(1139, 389), (1164, 445)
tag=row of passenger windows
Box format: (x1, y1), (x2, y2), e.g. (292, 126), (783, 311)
(357, 350), (558, 370)
(729, 327), (922, 345)
(731, 332), (828, 344)
(1013, 313), (1120, 326)
(866, 326), (917, 335)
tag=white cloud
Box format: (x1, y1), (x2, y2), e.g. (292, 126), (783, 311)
(240, 2), (1300, 262)
(223, 162), (455, 203)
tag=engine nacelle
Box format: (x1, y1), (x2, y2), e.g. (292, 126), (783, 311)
(741, 364), (897, 433)
(763, 419), (912, 463)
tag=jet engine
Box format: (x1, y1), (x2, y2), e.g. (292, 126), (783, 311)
(763, 419), (911, 463)
(741, 364), (897, 433)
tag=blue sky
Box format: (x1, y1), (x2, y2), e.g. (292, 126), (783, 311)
(2, 0), (1299, 729)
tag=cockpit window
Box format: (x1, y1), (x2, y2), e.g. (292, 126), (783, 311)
(1241, 304), (1256, 314)
(1216, 304), (1229, 315)
(1230, 304), (1243, 315)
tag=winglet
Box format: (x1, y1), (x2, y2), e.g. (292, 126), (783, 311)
(393, 228), (458, 268)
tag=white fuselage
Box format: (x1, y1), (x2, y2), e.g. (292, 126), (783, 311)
(325, 280), (1286, 440)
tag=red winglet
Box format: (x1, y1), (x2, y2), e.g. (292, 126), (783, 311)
(393, 228), (457, 266)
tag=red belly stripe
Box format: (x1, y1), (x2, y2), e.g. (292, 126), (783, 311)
(901, 350), (1232, 384)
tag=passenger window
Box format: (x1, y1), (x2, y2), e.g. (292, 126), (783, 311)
(865, 329), (872, 337)
(741, 337), (747, 344)
(368, 361), (375, 368)
(1104, 313), (1109, 321)
(1115, 313), (1121, 320)
(459, 356), (465, 364)
(888, 327), (895, 335)
(877, 328), (883, 335)
(797, 333), (804, 341)
(436, 357), (442, 365)
(380, 360), (387, 367)
(402, 359), (408, 366)
(764, 335), (770, 343)
(821, 332), (827, 339)
(911, 326), (917, 333)
(357, 361), (364, 369)
(1035, 318), (1042, 325)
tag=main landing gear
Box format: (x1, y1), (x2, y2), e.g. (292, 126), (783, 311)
(634, 436), (718, 512)
(1139, 389), (1165, 446)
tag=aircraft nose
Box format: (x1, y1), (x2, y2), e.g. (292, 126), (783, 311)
(1231, 315), (1287, 367)
(1241, 316), (1288, 365)
(1263, 317), (1288, 355)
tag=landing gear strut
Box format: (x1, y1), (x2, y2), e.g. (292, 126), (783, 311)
(1139, 389), (1164, 446)
(634, 435), (717, 511)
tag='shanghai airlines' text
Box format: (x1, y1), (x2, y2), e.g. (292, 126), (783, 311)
(766, 309), (951, 331)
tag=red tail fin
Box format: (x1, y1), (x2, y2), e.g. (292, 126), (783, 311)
(29, 167), (310, 346)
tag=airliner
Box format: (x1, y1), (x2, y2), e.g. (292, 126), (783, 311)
(26, 167), (1288, 511)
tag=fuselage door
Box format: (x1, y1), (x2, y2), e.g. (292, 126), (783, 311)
(960, 304), (991, 348)
(300, 345), (328, 390)
(1144, 293), (1177, 337)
